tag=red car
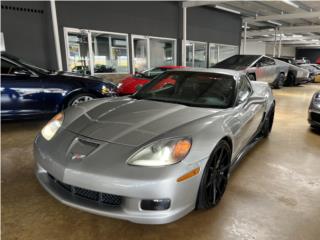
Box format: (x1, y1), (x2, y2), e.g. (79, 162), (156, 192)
(117, 66), (185, 95)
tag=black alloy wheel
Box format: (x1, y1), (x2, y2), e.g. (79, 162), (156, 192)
(197, 140), (231, 209)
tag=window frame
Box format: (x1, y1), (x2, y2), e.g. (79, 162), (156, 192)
(209, 43), (239, 67)
(131, 34), (177, 74)
(236, 75), (253, 105)
(186, 40), (208, 68)
(64, 27), (130, 76)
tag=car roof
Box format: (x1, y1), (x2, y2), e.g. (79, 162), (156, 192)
(166, 67), (242, 78)
(159, 65), (186, 69)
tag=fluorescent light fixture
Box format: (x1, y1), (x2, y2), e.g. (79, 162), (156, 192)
(292, 34), (303, 37)
(311, 39), (320, 42)
(281, 0), (300, 8)
(215, 5), (241, 15)
(242, 25), (251, 29)
(267, 20), (282, 26)
(263, 34), (270, 37)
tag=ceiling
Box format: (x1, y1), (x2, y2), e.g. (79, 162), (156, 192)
(185, 1), (320, 47)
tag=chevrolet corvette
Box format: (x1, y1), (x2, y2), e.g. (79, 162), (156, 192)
(34, 68), (275, 224)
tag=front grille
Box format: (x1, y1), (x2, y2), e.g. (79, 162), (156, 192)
(48, 173), (122, 206)
(311, 112), (320, 123)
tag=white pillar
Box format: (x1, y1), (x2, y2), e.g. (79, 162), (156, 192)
(273, 28), (277, 57)
(278, 32), (282, 58)
(50, 0), (63, 71)
(243, 21), (247, 54)
(182, 7), (187, 66)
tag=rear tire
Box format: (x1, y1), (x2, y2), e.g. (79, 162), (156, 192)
(274, 73), (285, 89)
(285, 72), (295, 87)
(197, 140), (231, 209)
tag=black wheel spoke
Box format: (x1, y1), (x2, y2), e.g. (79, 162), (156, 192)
(201, 141), (231, 208)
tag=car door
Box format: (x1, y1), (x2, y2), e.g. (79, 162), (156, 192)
(233, 76), (265, 154)
(1, 58), (44, 118)
(256, 57), (277, 84)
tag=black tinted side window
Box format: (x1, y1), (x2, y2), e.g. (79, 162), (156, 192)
(1, 59), (19, 74)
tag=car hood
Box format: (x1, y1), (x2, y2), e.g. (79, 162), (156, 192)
(64, 98), (221, 146)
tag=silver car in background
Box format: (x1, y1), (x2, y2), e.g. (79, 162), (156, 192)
(276, 57), (310, 85)
(34, 68), (275, 224)
(309, 91), (320, 129)
(214, 55), (288, 89)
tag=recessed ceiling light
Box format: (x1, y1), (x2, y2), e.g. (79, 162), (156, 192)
(215, 5), (241, 15)
(281, 0), (300, 8)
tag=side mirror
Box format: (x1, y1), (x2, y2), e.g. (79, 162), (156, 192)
(135, 84), (143, 91)
(14, 69), (31, 76)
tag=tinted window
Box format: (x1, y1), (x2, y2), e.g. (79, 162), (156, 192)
(133, 71), (236, 109)
(238, 76), (252, 103)
(214, 55), (260, 70)
(257, 57), (275, 67)
(1, 59), (19, 74)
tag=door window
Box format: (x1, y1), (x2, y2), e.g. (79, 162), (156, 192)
(257, 57), (275, 67)
(1, 59), (19, 74)
(238, 76), (252, 103)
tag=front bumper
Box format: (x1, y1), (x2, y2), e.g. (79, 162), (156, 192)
(309, 110), (320, 128)
(34, 134), (204, 224)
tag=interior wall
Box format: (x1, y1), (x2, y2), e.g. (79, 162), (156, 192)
(265, 43), (296, 57)
(187, 6), (242, 46)
(240, 41), (266, 55)
(296, 48), (320, 63)
(1, 1), (242, 71)
(1, 1), (56, 69)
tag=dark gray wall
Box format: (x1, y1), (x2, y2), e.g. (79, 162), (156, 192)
(1, 1), (242, 71)
(1, 1), (56, 69)
(187, 6), (242, 45)
(296, 48), (320, 63)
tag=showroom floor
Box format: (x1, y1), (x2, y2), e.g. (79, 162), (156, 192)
(2, 84), (320, 240)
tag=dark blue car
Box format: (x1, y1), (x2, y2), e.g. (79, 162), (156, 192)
(1, 53), (117, 120)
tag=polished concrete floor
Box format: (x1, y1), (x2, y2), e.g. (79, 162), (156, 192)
(2, 84), (320, 240)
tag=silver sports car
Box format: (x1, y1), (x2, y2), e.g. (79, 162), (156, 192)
(34, 68), (275, 224)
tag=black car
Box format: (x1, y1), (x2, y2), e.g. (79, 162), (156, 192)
(1, 53), (117, 120)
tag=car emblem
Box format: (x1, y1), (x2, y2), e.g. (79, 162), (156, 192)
(71, 153), (86, 160)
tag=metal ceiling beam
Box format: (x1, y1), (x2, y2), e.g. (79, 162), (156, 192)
(182, 1), (213, 8)
(248, 35), (320, 42)
(243, 11), (320, 23)
(246, 25), (320, 37)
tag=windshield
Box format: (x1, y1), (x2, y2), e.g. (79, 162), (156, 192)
(214, 55), (260, 70)
(133, 71), (236, 109)
(135, 67), (167, 79)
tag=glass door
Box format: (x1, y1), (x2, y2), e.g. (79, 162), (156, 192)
(132, 35), (149, 73)
(65, 29), (91, 75)
(185, 41), (207, 68)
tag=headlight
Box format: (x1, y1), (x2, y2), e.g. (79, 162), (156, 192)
(127, 138), (192, 167)
(101, 85), (110, 95)
(312, 93), (320, 109)
(117, 83), (123, 88)
(41, 112), (64, 141)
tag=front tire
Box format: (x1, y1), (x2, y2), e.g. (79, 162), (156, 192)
(274, 73), (285, 89)
(261, 103), (275, 138)
(197, 140), (231, 209)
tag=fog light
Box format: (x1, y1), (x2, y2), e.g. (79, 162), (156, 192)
(141, 199), (171, 211)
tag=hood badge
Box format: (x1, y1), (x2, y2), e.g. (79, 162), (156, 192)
(71, 153), (86, 160)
